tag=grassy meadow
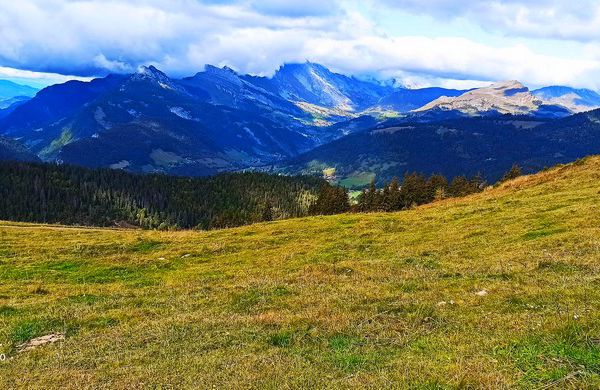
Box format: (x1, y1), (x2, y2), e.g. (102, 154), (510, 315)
(1, 157), (600, 388)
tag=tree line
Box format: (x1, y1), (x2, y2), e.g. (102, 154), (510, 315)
(0, 161), (522, 229)
(311, 165), (523, 214)
(0, 161), (328, 230)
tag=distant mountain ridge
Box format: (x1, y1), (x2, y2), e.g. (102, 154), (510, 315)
(375, 87), (466, 113)
(0, 80), (39, 100)
(0, 80), (39, 111)
(414, 81), (569, 117)
(532, 86), (600, 113)
(1, 62), (600, 177)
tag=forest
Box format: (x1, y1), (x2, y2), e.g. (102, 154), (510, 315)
(0, 161), (521, 229)
(0, 162), (327, 229)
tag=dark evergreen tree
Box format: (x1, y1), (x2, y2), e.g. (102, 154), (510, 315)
(381, 176), (402, 211)
(501, 164), (522, 182)
(400, 172), (429, 208)
(310, 184), (350, 215)
(357, 179), (380, 212)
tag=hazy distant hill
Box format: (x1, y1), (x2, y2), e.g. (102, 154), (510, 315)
(0, 79), (38, 100)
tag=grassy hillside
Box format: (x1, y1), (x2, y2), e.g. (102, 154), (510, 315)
(1, 157), (600, 388)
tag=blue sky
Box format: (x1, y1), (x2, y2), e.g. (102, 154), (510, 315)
(1, 0), (600, 89)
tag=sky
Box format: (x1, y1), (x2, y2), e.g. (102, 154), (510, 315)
(1, 0), (600, 89)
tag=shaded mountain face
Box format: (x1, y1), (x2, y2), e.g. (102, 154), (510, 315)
(532, 86), (600, 113)
(0, 136), (39, 162)
(180, 65), (305, 117)
(0, 67), (322, 175)
(278, 110), (600, 186)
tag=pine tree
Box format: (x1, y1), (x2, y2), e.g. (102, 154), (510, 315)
(386, 177), (402, 211)
(501, 164), (522, 182)
(427, 174), (448, 202)
(400, 172), (428, 208)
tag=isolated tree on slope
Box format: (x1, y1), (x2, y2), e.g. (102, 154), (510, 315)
(501, 164), (522, 182)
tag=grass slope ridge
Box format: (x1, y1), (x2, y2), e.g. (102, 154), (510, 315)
(1, 157), (600, 388)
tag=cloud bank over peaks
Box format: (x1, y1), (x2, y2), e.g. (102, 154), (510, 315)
(1, 0), (600, 90)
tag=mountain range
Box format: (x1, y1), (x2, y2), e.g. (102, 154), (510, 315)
(0, 80), (39, 112)
(1, 62), (600, 183)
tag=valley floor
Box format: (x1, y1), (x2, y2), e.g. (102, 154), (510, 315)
(1, 157), (600, 388)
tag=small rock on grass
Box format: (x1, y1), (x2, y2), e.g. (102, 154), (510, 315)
(17, 333), (65, 353)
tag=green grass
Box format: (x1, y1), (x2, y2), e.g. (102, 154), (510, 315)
(39, 129), (74, 159)
(338, 172), (376, 189)
(0, 157), (600, 388)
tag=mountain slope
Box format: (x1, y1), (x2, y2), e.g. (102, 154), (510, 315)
(0, 67), (319, 175)
(1, 156), (599, 388)
(271, 62), (393, 112)
(279, 111), (600, 186)
(415, 81), (570, 117)
(0, 136), (39, 162)
(0, 74), (127, 152)
(533, 86), (600, 113)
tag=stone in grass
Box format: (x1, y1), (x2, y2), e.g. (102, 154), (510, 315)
(17, 333), (65, 353)
(475, 290), (489, 297)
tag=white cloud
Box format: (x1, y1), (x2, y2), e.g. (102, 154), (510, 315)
(1, 0), (600, 90)
(0, 66), (91, 88)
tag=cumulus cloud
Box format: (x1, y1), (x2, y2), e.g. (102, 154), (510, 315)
(1, 0), (600, 89)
